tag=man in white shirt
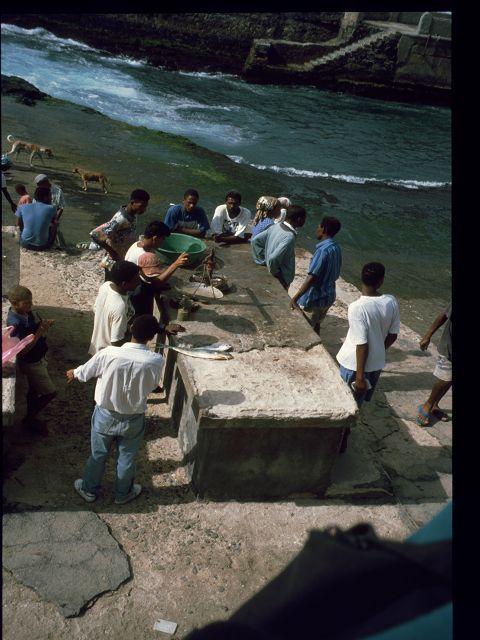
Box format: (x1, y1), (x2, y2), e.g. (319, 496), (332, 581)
(67, 314), (164, 505)
(211, 190), (251, 244)
(89, 260), (140, 355)
(336, 262), (400, 452)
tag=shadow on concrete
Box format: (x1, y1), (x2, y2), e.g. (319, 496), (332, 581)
(191, 309), (258, 334)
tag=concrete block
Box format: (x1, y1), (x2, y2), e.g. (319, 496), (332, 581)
(164, 243), (357, 499)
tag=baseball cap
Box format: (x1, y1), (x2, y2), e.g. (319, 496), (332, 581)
(34, 174), (49, 185)
(138, 251), (164, 277)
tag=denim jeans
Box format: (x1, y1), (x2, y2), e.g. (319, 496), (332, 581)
(82, 405), (145, 501)
(339, 366), (382, 406)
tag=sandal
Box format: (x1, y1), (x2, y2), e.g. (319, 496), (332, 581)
(432, 409), (450, 422)
(416, 405), (431, 427)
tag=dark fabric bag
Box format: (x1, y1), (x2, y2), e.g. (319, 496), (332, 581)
(186, 522), (451, 640)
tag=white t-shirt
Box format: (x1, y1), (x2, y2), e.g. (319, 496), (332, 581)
(336, 294), (400, 372)
(89, 281), (135, 355)
(210, 205), (251, 237)
(125, 241), (146, 265)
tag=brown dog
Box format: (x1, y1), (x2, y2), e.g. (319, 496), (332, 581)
(6, 134), (54, 167)
(73, 167), (109, 194)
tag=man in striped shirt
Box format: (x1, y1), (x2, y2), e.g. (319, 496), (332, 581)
(290, 216), (342, 335)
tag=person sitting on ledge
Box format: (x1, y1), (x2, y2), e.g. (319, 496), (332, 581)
(164, 188), (210, 238)
(15, 186), (58, 250)
(210, 190), (251, 244)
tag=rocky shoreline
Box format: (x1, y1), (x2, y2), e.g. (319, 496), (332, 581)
(2, 13), (451, 106)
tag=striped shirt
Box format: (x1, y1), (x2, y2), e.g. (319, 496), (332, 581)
(297, 238), (342, 308)
(74, 343), (164, 414)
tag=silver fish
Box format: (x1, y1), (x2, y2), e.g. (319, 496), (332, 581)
(156, 344), (233, 360)
(179, 342), (233, 353)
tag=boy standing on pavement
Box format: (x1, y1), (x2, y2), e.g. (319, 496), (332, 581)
(336, 262), (400, 452)
(6, 285), (57, 434)
(290, 216), (342, 335)
(68, 315), (164, 505)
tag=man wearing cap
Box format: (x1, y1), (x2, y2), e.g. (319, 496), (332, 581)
(125, 220), (188, 317)
(34, 174), (65, 219)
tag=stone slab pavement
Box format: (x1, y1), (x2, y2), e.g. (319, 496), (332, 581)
(3, 511), (131, 617)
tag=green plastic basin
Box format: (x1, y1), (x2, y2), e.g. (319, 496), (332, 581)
(155, 233), (207, 266)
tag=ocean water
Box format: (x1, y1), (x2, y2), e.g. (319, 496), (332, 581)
(1, 23), (451, 336)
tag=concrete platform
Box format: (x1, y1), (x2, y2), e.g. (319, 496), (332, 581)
(161, 242), (358, 499)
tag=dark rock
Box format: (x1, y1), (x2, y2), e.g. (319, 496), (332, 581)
(1, 75), (48, 105)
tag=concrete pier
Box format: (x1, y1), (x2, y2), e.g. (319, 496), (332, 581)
(161, 241), (358, 499)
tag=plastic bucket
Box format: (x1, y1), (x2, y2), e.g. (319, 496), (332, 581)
(155, 233), (207, 266)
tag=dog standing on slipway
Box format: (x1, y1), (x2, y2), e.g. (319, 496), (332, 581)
(6, 134), (54, 167)
(73, 167), (109, 194)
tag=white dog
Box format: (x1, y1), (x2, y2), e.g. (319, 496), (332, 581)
(6, 134), (54, 167)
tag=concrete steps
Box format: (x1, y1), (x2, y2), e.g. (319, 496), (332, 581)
(290, 31), (394, 72)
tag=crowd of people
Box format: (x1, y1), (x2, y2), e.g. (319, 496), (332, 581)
(4, 176), (452, 503)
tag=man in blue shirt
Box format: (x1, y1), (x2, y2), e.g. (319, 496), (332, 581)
(164, 188), (210, 238)
(15, 186), (58, 250)
(251, 205), (307, 290)
(290, 216), (342, 335)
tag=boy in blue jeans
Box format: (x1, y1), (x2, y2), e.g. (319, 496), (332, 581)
(6, 285), (56, 434)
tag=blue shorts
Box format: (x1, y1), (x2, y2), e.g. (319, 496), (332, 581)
(339, 366), (382, 405)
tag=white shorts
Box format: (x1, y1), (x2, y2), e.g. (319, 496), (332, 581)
(433, 355), (452, 382)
